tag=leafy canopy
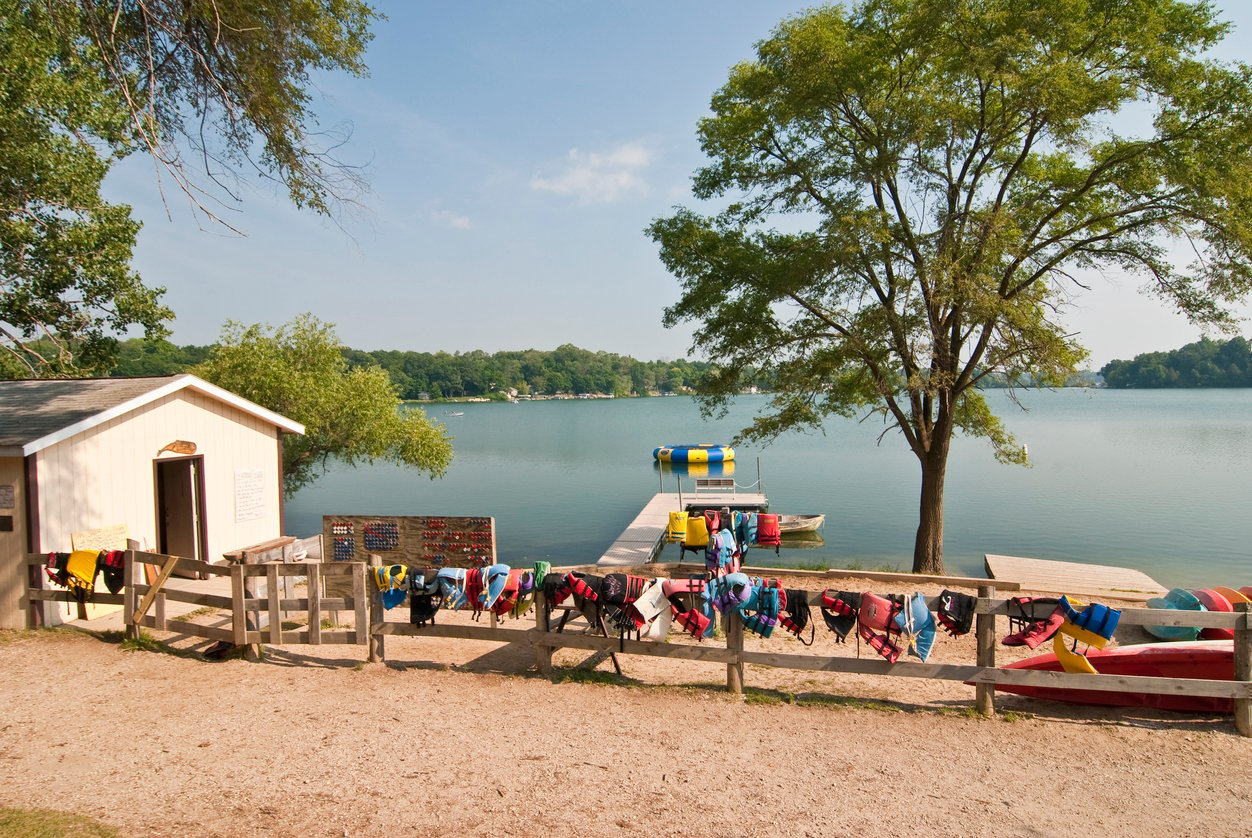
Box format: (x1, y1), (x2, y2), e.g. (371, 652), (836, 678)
(0, 0), (170, 377)
(192, 314), (453, 495)
(648, 0), (1252, 572)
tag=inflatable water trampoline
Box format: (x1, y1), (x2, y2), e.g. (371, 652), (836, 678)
(652, 443), (735, 463)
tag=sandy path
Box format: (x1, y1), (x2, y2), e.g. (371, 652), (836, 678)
(2, 578), (1250, 838)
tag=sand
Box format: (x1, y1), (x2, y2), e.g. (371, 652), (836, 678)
(1, 574), (1250, 838)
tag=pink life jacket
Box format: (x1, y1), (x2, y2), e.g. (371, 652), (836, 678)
(857, 592), (903, 663)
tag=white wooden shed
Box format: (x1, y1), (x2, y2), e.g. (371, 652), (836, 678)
(0, 374), (304, 628)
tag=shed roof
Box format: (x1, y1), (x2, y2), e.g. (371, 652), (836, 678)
(0, 374), (304, 457)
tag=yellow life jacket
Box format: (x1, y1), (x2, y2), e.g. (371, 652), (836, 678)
(665, 511), (688, 543)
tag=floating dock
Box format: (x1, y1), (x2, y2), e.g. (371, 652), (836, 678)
(984, 553), (1168, 600)
(597, 489), (769, 568)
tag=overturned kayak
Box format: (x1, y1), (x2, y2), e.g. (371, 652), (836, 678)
(653, 443), (735, 463)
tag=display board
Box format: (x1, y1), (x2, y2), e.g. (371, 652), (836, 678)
(321, 515), (496, 569)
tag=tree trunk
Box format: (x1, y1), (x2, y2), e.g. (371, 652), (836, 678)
(912, 419), (952, 575)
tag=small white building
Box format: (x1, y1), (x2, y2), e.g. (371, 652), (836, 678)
(0, 374), (304, 628)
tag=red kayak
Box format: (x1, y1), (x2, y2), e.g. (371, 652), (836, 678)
(998, 640), (1236, 713)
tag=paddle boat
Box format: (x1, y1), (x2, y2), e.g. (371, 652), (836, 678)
(997, 640), (1237, 713)
(653, 443), (734, 464)
(1144, 587), (1206, 642)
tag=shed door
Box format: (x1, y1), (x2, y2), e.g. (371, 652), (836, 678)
(156, 457), (205, 565)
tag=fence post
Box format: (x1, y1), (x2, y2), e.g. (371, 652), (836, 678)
(123, 551), (136, 640)
(1235, 602), (1251, 737)
(534, 590), (553, 674)
(725, 610), (744, 694)
(231, 564), (247, 647)
(975, 584), (996, 716)
(367, 555), (384, 663)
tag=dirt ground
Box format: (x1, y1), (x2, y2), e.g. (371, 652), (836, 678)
(2, 573), (1250, 838)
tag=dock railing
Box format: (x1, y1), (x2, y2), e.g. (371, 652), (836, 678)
(22, 556), (1252, 736)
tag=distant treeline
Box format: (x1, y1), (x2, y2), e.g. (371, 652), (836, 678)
(109, 339), (724, 398)
(1100, 337), (1252, 388)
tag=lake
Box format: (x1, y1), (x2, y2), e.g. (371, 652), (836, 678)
(284, 389), (1252, 589)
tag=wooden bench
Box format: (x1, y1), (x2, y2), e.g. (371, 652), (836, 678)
(694, 477), (736, 493)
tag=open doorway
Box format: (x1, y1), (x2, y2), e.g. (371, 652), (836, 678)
(155, 457), (206, 576)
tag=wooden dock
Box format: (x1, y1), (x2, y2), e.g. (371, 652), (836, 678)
(984, 554), (1168, 600)
(597, 490), (770, 568)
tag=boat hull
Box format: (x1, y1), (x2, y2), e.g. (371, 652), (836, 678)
(777, 514), (825, 533)
(999, 640), (1236, 713)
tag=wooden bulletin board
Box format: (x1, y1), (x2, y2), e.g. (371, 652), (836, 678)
(321, 515), (497, 569)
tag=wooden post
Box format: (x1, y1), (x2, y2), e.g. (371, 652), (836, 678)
(230, 564), (247, 647)
(975, 584), (996, 716)
(308, 564), (322, 646)
(123, 550), (136, 640)
(267, 564), (282, 646)
(725, 610), (744, 694)
(352, 562), (368, 648)
(534, 590), (553, 674)
(367, 555), (384, 663)
(1234, 602), (1251, 737)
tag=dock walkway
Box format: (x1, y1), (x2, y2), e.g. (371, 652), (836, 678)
(984, 553), (1167, 600)
(597, 490), (769, 568)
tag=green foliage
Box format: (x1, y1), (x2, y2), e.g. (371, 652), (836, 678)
(350, 344), (723, 399)
(0, 0), (171, 378)
(192, 314), (453, 495)
(1101, 336), (1252, 387)
(649, 0), (1252, 573)
(109, 338), (212, 376)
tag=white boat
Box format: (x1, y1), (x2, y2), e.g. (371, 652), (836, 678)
(777, 514), (825, 533)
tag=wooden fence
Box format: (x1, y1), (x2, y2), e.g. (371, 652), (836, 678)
(23, 553), (1251, 735)
(25, 551), (368, 651)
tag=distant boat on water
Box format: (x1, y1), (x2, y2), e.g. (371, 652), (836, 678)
(446, 410), (464, 416)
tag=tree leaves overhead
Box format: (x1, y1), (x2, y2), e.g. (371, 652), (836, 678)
(73, 0), (379, 220)
(649, 0), (1252, 572)
(0, 0), (171, 378)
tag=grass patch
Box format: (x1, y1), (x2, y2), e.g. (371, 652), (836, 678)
(0, 807), (119, 838)
(180, 606), (220, 620)
(549, 668), (629, 686)
(785, 559), (831, 572)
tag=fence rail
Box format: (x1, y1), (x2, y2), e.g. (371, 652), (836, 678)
(23, 553), (1252, 735)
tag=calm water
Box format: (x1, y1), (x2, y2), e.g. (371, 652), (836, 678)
(285, 390), (1252, 589)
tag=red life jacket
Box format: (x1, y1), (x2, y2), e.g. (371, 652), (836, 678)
(756, 514), (781, 548)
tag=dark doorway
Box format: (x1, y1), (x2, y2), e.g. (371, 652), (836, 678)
(155, 457), (206, 574)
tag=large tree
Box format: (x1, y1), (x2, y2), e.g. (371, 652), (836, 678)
(1, 0), (377, 377)
(649, 0), (1252, 574)
(0, 0), (170, 377)
(193, 314), (453, 495)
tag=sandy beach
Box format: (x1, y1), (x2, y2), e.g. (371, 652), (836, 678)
(2, 574), (1250, 838)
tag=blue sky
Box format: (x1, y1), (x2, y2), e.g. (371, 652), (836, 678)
(103, 1), (1251, 367)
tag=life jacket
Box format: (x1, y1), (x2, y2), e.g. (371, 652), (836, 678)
(741, 579), (782, 638)
(893, 592), (936, 662)
(819, 590), (861, 641)
(1056, 595), (1120, 649)
(601, 573), (650, 632)
(665, 511), (689, 543)
(1001, 597), (1064, 649)
(409, 569), (443, 626)
(682, 516), (710, 554)
(706, 572), (751, 615)
(489, 569), (534, 619)
(542, 572), (572, 607)
(755, 514), (781, 553)
(630, 579), (673, 641)
(64, 549), (101, 596)
(936, 589), (976, 636)
(44, 552), (72, 588)
(463, 567), (486, 615)
(706, 529), (740, 576)
(779, 588), (814, 645)
(857, 592), (904, 663)
(373, 564), (409, 610)
(435, 568), (469, 610)
(703, 509), (720, 535)
(661, 578), (710, 640)
(100, 550), (126, 595)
